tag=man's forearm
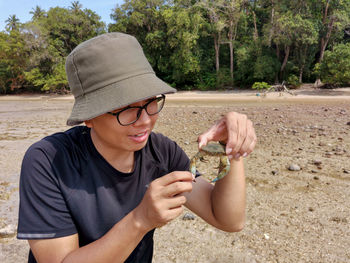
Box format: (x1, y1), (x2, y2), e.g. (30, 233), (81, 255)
(211, 158), (246, 232)
(63, 210), (149, 263)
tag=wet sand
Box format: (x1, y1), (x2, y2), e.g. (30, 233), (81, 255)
(0, 88), (349, 262)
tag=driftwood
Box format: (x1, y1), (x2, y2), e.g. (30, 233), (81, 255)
(262, 81), (295, 97)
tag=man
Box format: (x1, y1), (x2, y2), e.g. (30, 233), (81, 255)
(17, 32), (256, 262)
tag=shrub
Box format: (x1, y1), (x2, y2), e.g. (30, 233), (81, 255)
(252, 81), (270, 91)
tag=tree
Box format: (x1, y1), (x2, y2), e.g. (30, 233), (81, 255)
(315, 43), (350, 85)
(70, 1), (83, 12)
(312, 0), (350, 86)
(0, 31), (29, 93)
(23, 5), (105, 92)
(5, 15), (20, 31)
(219, 0), (246, 81)
(197, 0), (226, 73)
(30, 6), (45, 20)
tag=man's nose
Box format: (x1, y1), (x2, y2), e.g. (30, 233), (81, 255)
(134, 108), (151, 125)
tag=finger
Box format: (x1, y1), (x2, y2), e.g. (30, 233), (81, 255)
(237, 120), (255, 155)
(155, 171), (193, 186)
(228, 114), (248, 156)
(164, 181), (193, 197)
(198, 119), (227, 148)
(166, 195), (187, 209)
(166, 206), (184, 221)
(245, 133), (257, 156)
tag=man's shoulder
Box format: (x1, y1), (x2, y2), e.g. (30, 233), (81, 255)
(26, 126), (88, 158)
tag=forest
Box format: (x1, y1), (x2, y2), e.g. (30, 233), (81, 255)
(1, 0), (350, 94)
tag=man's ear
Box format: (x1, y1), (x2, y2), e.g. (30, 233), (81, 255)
(84, 120), (93, 128)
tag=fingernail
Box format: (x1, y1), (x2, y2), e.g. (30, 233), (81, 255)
(226, 148), (233, 155)
(234, 153), (240, 160)
(242, 152), (248, 157)
(198, 142), (203, 149)
(192, 173), (196, 181)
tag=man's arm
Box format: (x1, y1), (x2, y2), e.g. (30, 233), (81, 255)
(184, 158), (245, 232)
(184, 111), (256, 232)
(29, 171), (194, 263)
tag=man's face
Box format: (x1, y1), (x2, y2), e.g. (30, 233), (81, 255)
(85, 97), (159, 155)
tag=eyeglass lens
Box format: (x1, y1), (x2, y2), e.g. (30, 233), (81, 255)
(118, 96), (165, 125)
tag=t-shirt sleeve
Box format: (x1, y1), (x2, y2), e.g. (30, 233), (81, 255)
(17, 142), (77, 240)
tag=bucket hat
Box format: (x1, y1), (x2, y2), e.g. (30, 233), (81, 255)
(65, 32), (176, 126)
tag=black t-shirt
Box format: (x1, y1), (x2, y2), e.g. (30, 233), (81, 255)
(17, 126), (190, 262)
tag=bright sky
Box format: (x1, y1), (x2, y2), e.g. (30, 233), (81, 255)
(0, 0), (124, 31)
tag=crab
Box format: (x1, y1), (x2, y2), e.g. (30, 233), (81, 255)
(190, 142), (230, 183)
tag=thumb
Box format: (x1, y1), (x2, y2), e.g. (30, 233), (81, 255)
(197, 134), (208, 149)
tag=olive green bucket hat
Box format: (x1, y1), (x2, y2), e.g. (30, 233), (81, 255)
(65, 32), (176, 126)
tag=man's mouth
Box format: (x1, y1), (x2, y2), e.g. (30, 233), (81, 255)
(129, 131), (149, 143)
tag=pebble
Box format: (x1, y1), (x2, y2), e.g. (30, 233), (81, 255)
(313, 159), (322, 165)
(264, 233), (270, 240)
(0, 224), (17, 238)
(182, 212), (196, 220)
(288, 164), (301, 171)
(325, 152), (333, 158)
(346, 121), (350, 126)
(343, 169), (350, 174)
(271, 170), (279, 175)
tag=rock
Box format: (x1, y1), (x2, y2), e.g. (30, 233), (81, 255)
(346, 121), (350, 126)
(343, 169), (350, 174)
(0, 224), (17, 238)
(264, 233), (270, 240)
(313, 159), (322, 165)
(288, 164), (301, 171)
(325, 152), (333, 158)
(271, 170), (279, 175)
(182, 212), (195, 221)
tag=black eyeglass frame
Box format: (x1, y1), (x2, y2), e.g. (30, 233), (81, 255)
(107, 94), (166, 126)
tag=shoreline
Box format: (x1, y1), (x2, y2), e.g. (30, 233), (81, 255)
(1, 87), (350, 103)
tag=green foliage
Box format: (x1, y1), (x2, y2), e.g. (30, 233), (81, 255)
(286, 74), (300, 87)
(2, 0), (350, 93)
(196, 68), (232, 90)
(252, 81), (270, 91)
(24, 61), (67, 92)
(0, 31), (29, 93)
(316, 43), (350, 84)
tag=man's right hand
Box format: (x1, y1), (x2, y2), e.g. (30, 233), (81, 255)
(134, 171), (194, 231)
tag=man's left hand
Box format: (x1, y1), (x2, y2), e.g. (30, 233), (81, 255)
(197, 112), (257, 160)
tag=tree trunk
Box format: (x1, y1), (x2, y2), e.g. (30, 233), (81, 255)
(318, 18), (334, 63)
(280, 45), (290, 78)
(229, 40), (233, 80)
(214, 35), (220, 73)
(268, 5), (275, 47)
(299, 64), (304, 83)
(315, 0), (332, 87)
(228, 21), (234, 82)
(253, 11), (258, 41)
(276, 44), (280, 59)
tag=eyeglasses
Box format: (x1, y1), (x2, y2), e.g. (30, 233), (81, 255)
(107, 94), (165, 126)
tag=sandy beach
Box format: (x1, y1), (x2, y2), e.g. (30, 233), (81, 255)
(0, 87), (349, 262)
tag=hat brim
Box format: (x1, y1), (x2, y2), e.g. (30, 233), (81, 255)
(67, 73), (176, 126)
